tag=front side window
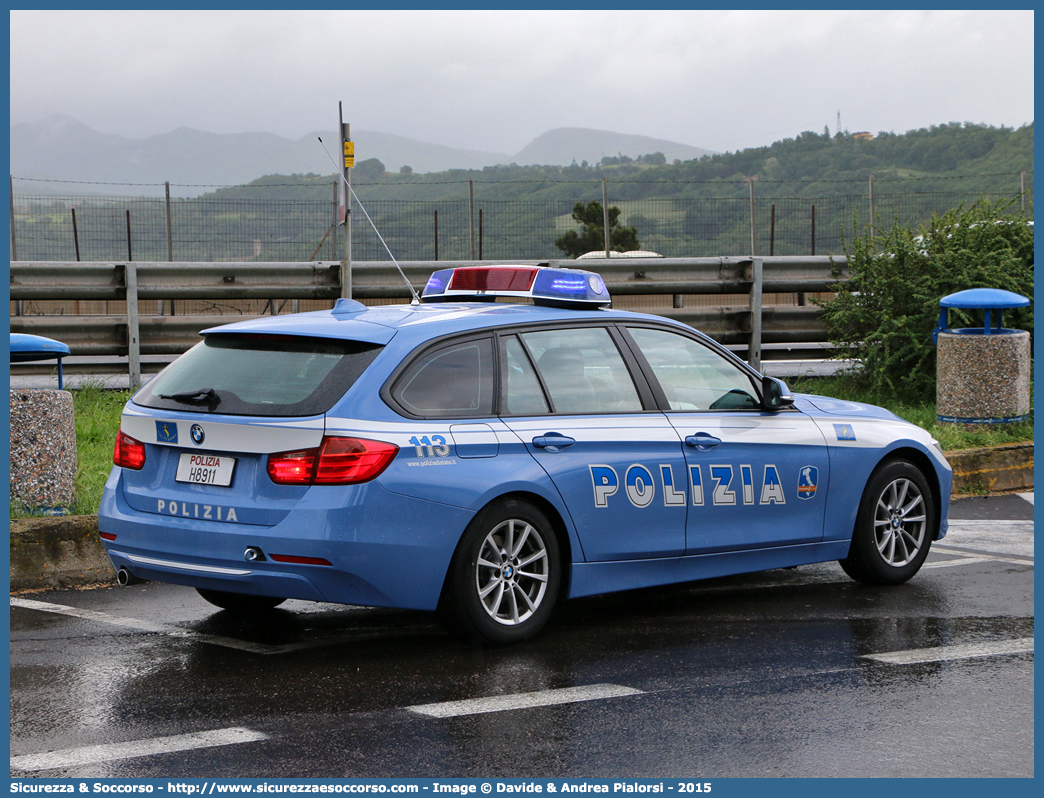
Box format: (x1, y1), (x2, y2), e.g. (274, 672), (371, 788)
(134, 334), (382, 417)
(392, 337), (494, 418)
(627, 326), (760, 411)
(519, 327), (642, 414)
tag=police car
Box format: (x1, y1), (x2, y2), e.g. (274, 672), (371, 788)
(98, 264), (953, 643)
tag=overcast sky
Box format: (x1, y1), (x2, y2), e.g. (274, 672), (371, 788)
(9, 9), (1035, 155)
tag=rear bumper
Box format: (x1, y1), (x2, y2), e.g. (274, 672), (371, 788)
(98, 469), (474, 611)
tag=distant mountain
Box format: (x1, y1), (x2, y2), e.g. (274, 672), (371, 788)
(9, 116), (713, 196)
(514, 127), (714, 165)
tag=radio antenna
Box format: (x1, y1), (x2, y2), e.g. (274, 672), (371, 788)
(318, 136), (421, 305)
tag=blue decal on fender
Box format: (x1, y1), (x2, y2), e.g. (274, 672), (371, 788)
(798, 465), (819, 499)
(833, 423), (856, 441)
(156, 421), (178, 443)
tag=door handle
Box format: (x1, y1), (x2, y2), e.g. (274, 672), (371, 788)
(532, 433), (576, 452)
(685, 432), (722, 450)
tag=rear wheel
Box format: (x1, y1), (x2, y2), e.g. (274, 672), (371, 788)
(196, 588), (286, 612)
(839, 459), (935, 585)
(439, 499), (561, 644)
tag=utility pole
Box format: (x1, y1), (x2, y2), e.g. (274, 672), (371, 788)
(339, 101), (353, 299)
(602, 178), (611, 257)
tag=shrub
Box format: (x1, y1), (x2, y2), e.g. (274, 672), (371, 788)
(819, 200), (1033, 402)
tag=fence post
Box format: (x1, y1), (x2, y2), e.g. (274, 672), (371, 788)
(602, 178), (611, 257)
(71, 208), (81, 261)
(479, 208), (483, 260)
(125, 263), (141, 389)
(469, 180), (475, 260)
(769, 204), (775, 256)
(11, 176), (22, 315)
(748, 179), (756, 255)
(868, 174), (876, 241)
(125, 210), (133, 262)
(9, 174), (17, 262)
(1021, 171), (1026, 214)
(434, 210), (439, 261)
(748, 257), (763, 372)
(165, 181), (175, 315)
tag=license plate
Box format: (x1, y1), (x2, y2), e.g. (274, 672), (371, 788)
(175, 453), (236, 486)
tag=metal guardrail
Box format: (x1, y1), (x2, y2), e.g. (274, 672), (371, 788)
(10, 256), (848, 385)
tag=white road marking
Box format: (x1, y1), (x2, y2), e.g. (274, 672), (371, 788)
(862, 637), (1034, 666)
(407, 683), (644, 718)
(10, 597), (440, 655)
(11, 597), (288, 654)
(921, 556), (993, 569)
(943, 520), (1034, 558)
(1018, 492), (1034, 505)
(11, 597), (177, 634)
(10, 727), (268, 773)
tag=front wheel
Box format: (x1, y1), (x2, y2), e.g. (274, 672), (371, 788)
(839, 460), (935, 585)
(196, 588), (286, 612)
(439, 499), (561, 644)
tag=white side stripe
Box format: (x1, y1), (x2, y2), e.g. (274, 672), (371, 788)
(861, 638), (1034, 665)
(408, 683), (643, 718)
(11, 727), (268, 773)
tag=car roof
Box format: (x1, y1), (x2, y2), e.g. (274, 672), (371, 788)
(201, 301), (684, 346)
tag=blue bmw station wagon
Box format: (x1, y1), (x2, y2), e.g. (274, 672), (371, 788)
(99, 265), (952, 643)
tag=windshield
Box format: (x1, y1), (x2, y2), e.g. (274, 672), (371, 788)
(134, 334), (383, 417)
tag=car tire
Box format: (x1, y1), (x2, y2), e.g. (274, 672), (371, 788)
(438, 498), (561, 644)
(839, 459), (935, 585)
(196, 588), (286, 612)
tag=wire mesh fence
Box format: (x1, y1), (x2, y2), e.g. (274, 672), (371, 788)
(10, 176), (1032, 264)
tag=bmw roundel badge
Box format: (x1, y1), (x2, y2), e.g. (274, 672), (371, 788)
(190, 424), (205, 445)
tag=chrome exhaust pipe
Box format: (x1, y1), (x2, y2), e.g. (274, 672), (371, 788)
(116, 567), (146, 586)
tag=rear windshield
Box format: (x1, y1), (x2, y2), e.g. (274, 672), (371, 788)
(133, 334), (383, 417)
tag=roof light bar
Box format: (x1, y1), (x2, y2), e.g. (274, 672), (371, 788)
(421, 265), (611, 309)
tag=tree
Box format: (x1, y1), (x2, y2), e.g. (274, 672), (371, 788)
(353, 158), (385, 180)
(399, 165), (413, 175)
(554, 200), (640, 258)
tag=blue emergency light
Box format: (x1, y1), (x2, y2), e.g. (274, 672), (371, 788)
(421, 265), (611, 309)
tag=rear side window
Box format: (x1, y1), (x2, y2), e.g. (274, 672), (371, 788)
(134, 334), (383, 417)
(390, 337), (494, 418)
(519, 327), (642, 414)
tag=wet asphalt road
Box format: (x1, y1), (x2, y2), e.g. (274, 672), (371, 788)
(10, 494), (1034, 779)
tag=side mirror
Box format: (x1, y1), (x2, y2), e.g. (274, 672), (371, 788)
(761, 376), (794, 411)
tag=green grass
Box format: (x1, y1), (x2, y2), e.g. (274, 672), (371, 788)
(68, 385), (131, 516)
(787, 374), (1034, 452)
(11, 376), (1034, 519)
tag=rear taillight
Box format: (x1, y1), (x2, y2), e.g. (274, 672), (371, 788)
(267, 436), (398, 485)
(113, 431), (146, 470)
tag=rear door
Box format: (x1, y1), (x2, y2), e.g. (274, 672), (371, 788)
(499, 326), (688, 562)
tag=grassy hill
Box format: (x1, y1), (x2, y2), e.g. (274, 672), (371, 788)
(203, 122), (1034, 204)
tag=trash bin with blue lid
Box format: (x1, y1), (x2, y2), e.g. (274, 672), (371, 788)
(934, 288), (1031, 424)
(10, 333), (72, 389)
